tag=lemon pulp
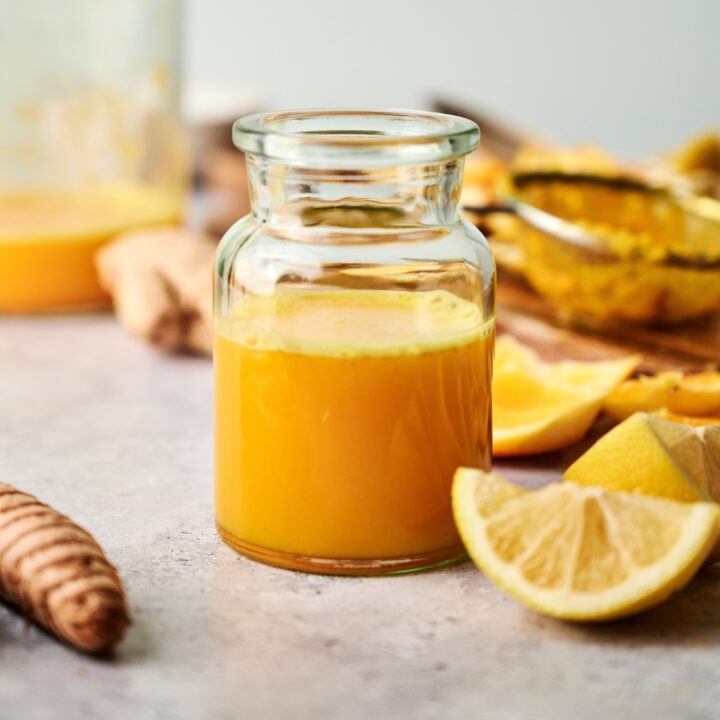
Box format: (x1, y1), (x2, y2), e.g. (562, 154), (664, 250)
(453, 468), (719, 621)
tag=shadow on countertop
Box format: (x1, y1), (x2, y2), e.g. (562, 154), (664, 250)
(521, 567), (720, 648)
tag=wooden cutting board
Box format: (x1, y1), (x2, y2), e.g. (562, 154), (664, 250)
(496, 269), (720, 373)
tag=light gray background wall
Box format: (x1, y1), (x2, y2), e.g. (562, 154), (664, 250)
(186, 0), (720, 155)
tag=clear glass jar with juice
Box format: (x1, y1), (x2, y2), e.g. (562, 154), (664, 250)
(0, 1), (187, 312)
(214, 110), (495, 574)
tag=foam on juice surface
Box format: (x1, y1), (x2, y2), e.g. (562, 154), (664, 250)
(215, 288), (493, 357)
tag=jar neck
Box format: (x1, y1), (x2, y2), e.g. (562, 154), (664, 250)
(245, 155), (464, 228)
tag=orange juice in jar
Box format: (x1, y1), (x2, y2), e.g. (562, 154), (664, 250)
(214, 110), (495, 574)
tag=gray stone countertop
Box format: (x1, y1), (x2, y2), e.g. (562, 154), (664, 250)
(1, 314), (719, 720)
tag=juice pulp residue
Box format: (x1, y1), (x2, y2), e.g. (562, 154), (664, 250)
(215, 287), (494, 562)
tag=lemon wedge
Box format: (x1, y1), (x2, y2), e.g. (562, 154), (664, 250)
(565, 412), (720, 502)
(453, 468), (719, 621)
(493, 337), (640, 456)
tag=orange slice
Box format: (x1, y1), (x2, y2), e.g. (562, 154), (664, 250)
(493, 336), (640, 456)
(605, 371), (720, 421)
(654, 408), (720, 427)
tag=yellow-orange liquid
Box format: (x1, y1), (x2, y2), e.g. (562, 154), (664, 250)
(214, 288), (493, 573)
(0, 186), (183, 311)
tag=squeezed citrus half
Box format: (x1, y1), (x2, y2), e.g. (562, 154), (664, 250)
(605, 370), (720, 422)
(492, 337), (639, 456)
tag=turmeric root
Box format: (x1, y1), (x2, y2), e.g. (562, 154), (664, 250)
(96, 227), (215, 355)
(0, 482), (129, 654)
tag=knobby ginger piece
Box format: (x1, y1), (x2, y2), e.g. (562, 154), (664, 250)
(0, 482), (129, 654)
(96, 227), (215, 355)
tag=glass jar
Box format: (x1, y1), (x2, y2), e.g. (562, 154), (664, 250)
(0, 0), (187, 312)
(214, 110), (495, 575)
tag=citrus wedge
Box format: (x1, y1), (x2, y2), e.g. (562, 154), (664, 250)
(493, 335), (539, 374)
(453, 467), (719, 621)
(654, 408), (720, 427)
(605, 371), (720, 421)
(493, 336), (640, 456)
(565, 412), (720, 503)
(604, 372), (683, 421)
(669, 372), (720, 417)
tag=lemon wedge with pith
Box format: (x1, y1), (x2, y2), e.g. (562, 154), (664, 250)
(565, 412), (720, 502)
(452, 468), (719, 621)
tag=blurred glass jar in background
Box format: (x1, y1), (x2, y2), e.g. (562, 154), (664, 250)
(0, 0), (188, 312)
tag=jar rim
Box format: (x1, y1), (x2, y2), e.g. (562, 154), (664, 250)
(232, 109), (479, 169)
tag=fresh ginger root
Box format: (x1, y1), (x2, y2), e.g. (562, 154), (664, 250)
(96, 227), (215, 355)
(0, 482), (129, 654)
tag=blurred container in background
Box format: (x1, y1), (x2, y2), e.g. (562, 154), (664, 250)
(0, 0), (188, 312)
